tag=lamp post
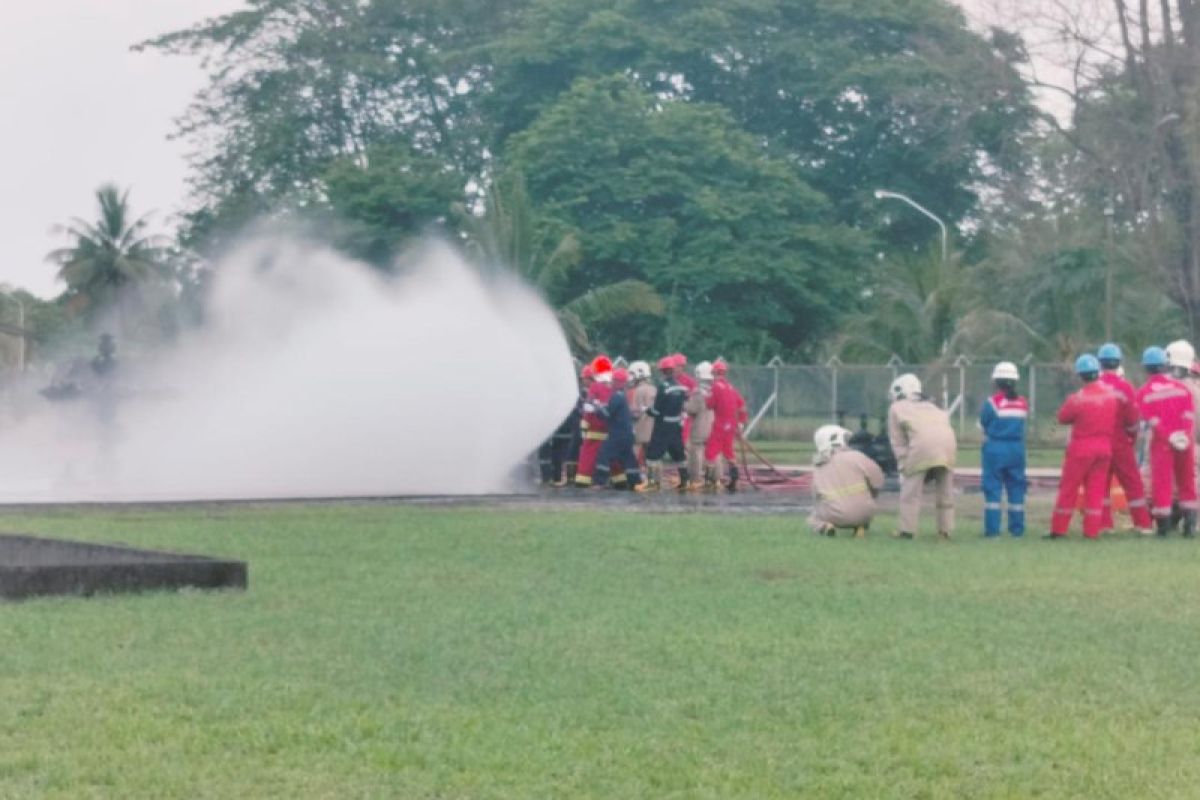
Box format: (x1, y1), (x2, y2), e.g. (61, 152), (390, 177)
(873, 189), (949, 264)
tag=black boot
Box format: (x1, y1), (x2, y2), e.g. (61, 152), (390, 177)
(727, 465), (739, 493)
(1157, 517), (1171, 537)
(1186, 512), (1197, 539)
(1171, 502), (1184, 532)
(677, 467), (690, 493)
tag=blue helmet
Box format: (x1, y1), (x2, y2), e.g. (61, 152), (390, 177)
(1075, 354), (1100, 375)
(1098, 343), (1122, 362)
(1142, 346), (1168, 368)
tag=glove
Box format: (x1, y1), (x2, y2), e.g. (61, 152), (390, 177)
(583, 403), (596, 414)
(1170, 430), (1190, 452)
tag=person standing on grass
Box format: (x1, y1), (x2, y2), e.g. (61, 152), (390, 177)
(887, 373), (957, 540)
(979, 361), (1028, 537)
(1136, 346), (1198, 537)
(1048, 355), (1130, 540)
(705, 359), (748, 492)
(1097, 344), (1154, 534)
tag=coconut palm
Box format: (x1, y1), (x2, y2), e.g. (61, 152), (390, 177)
(461, 173), (664, 354)
(47, 185), (165, 329)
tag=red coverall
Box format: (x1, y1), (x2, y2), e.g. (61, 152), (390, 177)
(1052, 381), (1129, 538)
(705, 377), (748, 463)
(1099, 371), (1153, 529)
(575, 381), (613, 486)
(1136, 373), (1198, 518)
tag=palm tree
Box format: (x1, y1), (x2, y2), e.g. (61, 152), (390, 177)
(461, 173), (664, 354)
(47, 185), (165, 330)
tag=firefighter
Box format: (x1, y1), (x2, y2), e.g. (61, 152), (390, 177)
(1049, 355), (1131, 540)
(684, 361), (715, 491)
(593, 368), (642, 490)
(887, 373), (957, 540)
(674, 354), (696, 445)
(705, 359), (748, 492)
(629, 360), (657, 466)
(1166, 340), (1200, 529)
(574, 356), (614, 488)
(1136, 346), (1198, 536)
(809, 425), (886, 538)
(639, 356), (689, 492)
(1097, 343), (1154, 533)
(980, 361), (1028, 537)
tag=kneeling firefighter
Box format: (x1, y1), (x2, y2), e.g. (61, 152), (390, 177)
(809, 425), (886, 538)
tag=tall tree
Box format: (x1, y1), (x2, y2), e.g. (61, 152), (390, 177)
(47, 185), (165, 332)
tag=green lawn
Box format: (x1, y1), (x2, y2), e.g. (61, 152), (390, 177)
(3, 500), (1200, 798)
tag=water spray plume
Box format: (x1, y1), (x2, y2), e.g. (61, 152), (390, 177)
(0, 238), (577, 501)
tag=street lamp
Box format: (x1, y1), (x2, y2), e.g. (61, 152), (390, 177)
(873, 189), (949, 264)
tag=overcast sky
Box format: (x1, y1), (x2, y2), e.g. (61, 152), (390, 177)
(0, 0), (1070, 299)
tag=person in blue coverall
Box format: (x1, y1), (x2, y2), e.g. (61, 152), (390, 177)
(979, 361), (1028, 537)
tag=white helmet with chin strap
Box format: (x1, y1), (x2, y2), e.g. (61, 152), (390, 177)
(1166, 340), (1196, 371)
(889, 373), (922, 402)
(694, 361), (714, 382)
(814, 425), (852, 461)
(628, 361), (651, 382)
(992, 362), (1019, 382)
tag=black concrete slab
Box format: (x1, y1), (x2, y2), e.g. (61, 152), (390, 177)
(0, 535), (247, 601)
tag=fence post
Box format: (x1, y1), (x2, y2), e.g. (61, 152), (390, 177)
(887, 353), (904, 383)
(1022, 354), (1036, 440)
(826, 356), (843, 422)
(767, 356), (784, 422)
(953, 355), (971, 434)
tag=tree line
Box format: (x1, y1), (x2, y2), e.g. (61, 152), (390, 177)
(21, 0), (1200, 365)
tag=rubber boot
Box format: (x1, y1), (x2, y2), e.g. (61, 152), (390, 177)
(677, 467), (690, 493)
(727, 465), (739, 493)
(637, 463), (661, 493)
(702, 464), (719, 493)
(1157, 517), (1171, 537)
(554, 463), (577, 488)
(1185, 511), (1197, 539)
(1171, 502), (1183, 532)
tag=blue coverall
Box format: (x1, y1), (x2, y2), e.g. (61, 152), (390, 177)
(980, 393), (1028, 536)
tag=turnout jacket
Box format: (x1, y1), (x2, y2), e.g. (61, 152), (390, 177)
(1059, 380), (1130, 457)
(631, 382), (658, 444)
(684, 382), (715, 443)
(599, 386), (635, 448)
(812, 449), (886, 527)
(888, 398), (957, 476)
(581, 381), (613, 439)
(648, 377), (688, 426)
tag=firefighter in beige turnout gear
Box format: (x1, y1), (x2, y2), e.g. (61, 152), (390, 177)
(887, 373), (958, 540)
(629, 361), (657, 468)
(684, 362), (715, 491)
(809, 425), (886, 537)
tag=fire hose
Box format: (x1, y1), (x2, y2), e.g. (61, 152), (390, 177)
(736, 433), (810, 490)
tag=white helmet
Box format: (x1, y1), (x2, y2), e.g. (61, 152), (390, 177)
(694, 361), (714, 381)
(628, 361), (651, 382)
(890, 373), (922, 401)
(992, 361), (1019, 382)
(814, 425), (852, 460)
(1166, 340), (1196, 370)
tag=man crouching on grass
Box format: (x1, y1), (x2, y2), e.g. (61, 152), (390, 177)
(809, 425), (885, 538)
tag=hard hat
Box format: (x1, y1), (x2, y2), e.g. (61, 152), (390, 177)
(591, 355), (613, 374)
(628, 361), (651, 381)
(1098, 343), (1122, 362)
(612, 367), (629, 388)
(673, 353), (688, 367)
(1166, 340), (1196, 369)
(712, 359), (728, 374)
(992, 362), (1019, 382)
(889, 373), (922, 401)
(1142, 346), (1168, 368)
(1075, 354), (1100, 375)
(814, 425), (852, 460)
(694, 361), (714, 381)
(658, 356), (675, 371)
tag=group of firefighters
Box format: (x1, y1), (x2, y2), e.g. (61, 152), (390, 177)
(539, 353), (748, 493)
(809, 339), (1200, 540)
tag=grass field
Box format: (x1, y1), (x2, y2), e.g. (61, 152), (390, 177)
(4, 498), (1200, 798)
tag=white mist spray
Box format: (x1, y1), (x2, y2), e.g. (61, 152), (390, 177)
(0, 239), (577, 501)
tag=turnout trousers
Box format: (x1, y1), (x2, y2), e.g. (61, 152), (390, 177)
(898, 466), (954, 535)
(1052, 452), (1110, 538)
(1100, 439), (1153, 530)
(1148, 438), (1198, 519)
(982, 440), (1026, 536)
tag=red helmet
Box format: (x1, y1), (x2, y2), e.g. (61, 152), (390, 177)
(612, 367), (629, 388)
(591, 355), (613, 375)
(713, 359), (728, 374)
(658, 356), (675, 371)
(672, 352), (688, 368)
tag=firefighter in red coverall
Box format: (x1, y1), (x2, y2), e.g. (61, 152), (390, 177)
(1049, 354), (1133, 540)
(1097, 343), (1154, 534)
(704, 359), (748, 492)
(1136, 346), (1198, 537)
(574, 356), (615, 488)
